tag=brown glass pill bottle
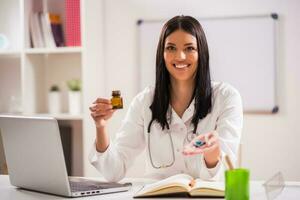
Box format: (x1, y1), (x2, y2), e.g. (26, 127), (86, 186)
(111, 90), (123, 109)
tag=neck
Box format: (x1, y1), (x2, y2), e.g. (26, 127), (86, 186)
(170, 78), (195, 109)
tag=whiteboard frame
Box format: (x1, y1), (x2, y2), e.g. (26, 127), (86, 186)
(137, 13), (279, 114)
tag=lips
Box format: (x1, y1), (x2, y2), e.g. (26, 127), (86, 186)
(173, 64), (190, 69)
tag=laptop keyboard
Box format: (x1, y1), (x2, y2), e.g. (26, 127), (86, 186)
(69, 178), (131, 192)
(70, 180), (104, 192)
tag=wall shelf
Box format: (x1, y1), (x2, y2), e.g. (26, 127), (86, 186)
(24, 47), (82, 55)
(0, 51), (21, 57)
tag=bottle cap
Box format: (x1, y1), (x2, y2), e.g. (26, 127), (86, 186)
(112, 90), (121, 96)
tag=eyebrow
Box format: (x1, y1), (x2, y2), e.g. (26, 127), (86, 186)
(165, 42), (196, 46)
(165, 42), (176, 46)
(184, 43), (196, 46)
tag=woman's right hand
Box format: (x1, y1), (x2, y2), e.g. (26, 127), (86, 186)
(89, 98), (115, 128)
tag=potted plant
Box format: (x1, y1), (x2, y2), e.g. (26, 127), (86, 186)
(48, 85), (61, 114)
(66, 79), (81, 115)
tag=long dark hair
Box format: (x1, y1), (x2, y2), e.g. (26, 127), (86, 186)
(147, 15), (212, 134)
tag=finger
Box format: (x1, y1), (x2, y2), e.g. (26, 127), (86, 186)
(183, 148), (204, 155)
(90, 111), (108, 118)
(89, 104), (112, 112)
(108, 109), (116, 115)
(90, 113), (96, 120)
(183, 138), (205, 154)
(201, 137), (219, 153)
(182, 143), (205, 155)
(196, 139), (217, 154)
(192, 132), (212, 143)
(91, 103), (113, 111)
(207, 131), (219, 146)
(183, 141), (218, 155)
(201, 142), (218, 153)
(201, 131), (216, 146)
(92, 108), (115, 117)
(103, 109), (115, 117)
(90, 113), (102, 121)
(93, 98), (111, 104)
(205, 134), (214, 146)
(89, 106), (98, 112)
(91, 112), (101, 118)
(183, 138), (217, 156)
(182, 132), (216, 155)
(185, 141), (210, 152)
(96, 108), (115, 115)
(103, 110), (115, 120)
(91, 110), (112, 118)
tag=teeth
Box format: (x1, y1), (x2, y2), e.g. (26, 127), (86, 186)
(174, 64), (188, 69)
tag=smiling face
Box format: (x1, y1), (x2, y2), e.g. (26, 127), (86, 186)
(164, 29), (199, 83)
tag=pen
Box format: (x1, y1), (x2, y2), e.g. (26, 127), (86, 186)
(225, 155), (234, 170)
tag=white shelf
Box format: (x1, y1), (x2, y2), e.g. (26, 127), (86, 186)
(0, 50), (21, 56)
(24, 47), (82, 54)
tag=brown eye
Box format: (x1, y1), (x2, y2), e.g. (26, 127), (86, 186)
(185, 46), (197, 52)
(165, 46), (176, 52)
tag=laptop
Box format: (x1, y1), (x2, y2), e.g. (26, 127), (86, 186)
(0, 115), (132, 197)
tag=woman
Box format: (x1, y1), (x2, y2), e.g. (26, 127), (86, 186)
(89, 15), (243, 182)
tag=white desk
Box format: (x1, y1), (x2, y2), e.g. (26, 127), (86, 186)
(1, 175), (300, 200)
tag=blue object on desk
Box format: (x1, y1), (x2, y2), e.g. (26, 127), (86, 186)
(193, 140), (206, 148)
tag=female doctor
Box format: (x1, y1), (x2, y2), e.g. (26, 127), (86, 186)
(89, 15), (243, 182)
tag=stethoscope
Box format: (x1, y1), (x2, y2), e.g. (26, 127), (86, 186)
(148, 127), (198, 169)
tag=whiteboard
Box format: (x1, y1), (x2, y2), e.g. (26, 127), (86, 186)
(137, 14), (279, 113)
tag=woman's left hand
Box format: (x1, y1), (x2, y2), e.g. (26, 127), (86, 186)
(182, 131), (221, 168)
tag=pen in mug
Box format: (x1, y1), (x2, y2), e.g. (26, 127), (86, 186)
(218, 155), (234, 170)
(225, 155), (234, 170)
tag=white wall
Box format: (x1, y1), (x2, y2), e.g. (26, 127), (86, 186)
(86, 0), (300, 181)
(81, 0), (107, 176)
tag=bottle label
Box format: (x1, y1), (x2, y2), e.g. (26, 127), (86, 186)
(111, 98), (123, 109)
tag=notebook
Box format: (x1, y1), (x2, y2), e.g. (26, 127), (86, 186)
(134, 173), (224, 198)
(0, 115), (131, 197)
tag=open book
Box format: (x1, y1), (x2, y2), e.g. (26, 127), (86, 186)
(134, 174), (224, 198)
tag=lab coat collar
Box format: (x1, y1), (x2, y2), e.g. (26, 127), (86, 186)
(182, 98), (195, 122)
(167, 98), (195, 125)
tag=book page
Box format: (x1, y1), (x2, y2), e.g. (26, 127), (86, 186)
(190, 179), (225, 197)
(193, 179), (225, 190)
(135, 174), (193, 196)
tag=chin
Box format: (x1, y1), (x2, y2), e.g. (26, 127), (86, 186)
(171, 75), (194, 82)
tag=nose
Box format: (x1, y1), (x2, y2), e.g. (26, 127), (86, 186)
(175, 50), (186, 60)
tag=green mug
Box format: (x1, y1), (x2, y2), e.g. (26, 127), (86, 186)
(225, 168), (250, 200)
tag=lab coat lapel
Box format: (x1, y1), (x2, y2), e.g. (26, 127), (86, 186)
(182, 99), (195, 123)
(168, 98), (195, 126)
(168, 107), (182, 126)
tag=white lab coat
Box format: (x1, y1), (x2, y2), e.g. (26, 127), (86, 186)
(89, 82), (243, 182)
